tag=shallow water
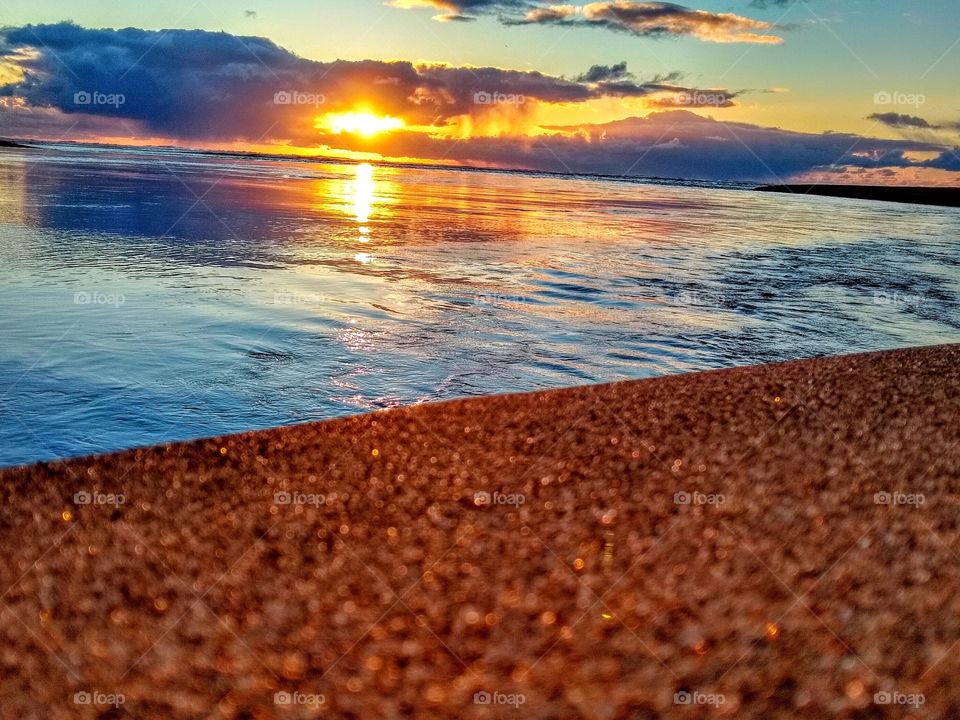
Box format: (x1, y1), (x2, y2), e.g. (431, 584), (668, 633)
(0, 143), (958, 466)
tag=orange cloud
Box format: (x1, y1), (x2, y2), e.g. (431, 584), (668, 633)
(392, 0), (784, 44)
(577, 2), (784, 44)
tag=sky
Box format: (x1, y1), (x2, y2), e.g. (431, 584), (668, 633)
(0, 0), (958, 183)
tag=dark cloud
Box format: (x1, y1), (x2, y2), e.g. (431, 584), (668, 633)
(396, 1), (784, 43)
(0, 23), (318, 140)
(576, 62), (631, 83)
(867, 113), (933, 129)
(573, 66), (734, 111)
(579, 71), (740, 104)
(641, 77), (739, 107)
(924, 150), (960, 171)
(522, 111), (943, 180)
(867, 113), (960, 137)
(0, 24), (744, 142)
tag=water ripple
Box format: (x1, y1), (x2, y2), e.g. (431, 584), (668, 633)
(0, 144), (958, 466)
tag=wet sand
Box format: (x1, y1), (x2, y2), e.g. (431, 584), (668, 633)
(755, 184), (960, 208)
(1, 345), (958, 719)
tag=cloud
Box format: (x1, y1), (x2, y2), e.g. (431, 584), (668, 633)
(521, 5), (579, 23)
(867, 113), (933, 129)
(576, 61), (631, 83)
(393, 1), (785, 43)
(506, 110), (948, 181)
(527, 2), (785, 44)
(646, 88), (737, 108)
(0, 24), (743, 141)
(387, 0), (528, 22)
(868, 112), (960, 135)
(923, 150), (960, 171)
(0, 23), (954, 184)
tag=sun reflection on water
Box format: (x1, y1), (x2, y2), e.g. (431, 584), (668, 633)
(352, 163), (375, 227)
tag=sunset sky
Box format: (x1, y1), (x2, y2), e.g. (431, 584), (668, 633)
(1, 0), (958, 183)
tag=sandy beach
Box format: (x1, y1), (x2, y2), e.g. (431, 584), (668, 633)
(1, 344), (957, 718)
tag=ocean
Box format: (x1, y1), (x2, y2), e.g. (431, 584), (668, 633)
(1, 142), (957, 466)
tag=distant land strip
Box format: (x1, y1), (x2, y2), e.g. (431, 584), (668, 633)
(755, 184), (960, 208)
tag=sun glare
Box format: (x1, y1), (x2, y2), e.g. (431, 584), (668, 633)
(320, 112), (405, 137)
(352, 163), (375, 225)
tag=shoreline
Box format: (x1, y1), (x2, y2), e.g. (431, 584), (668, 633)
(1, 345), (958, 718)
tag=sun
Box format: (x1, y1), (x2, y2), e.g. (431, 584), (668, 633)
(319, 112), (405, 138)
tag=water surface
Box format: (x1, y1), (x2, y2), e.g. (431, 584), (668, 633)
(1, 144), (958, 466)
